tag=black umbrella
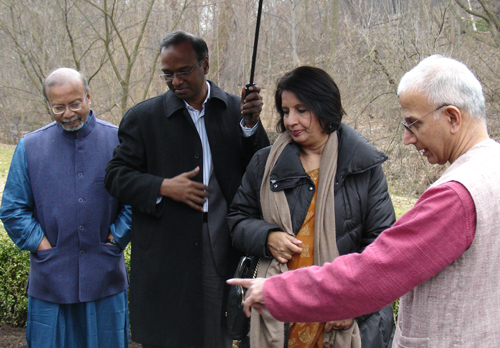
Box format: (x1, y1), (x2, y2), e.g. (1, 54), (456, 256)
(243, 0), (264, 120)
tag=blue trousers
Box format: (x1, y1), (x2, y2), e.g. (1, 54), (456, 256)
(26, 290), (129, 348)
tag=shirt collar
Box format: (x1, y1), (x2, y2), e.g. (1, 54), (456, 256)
(183, 81), (211, 112)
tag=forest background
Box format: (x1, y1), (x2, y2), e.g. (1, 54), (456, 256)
(0, 0), (499, 336)
(1, 0), (500, 194)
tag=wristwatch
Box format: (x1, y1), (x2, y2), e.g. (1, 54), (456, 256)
(106, 238), (120, 248)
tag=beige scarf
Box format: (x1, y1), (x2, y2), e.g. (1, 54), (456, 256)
(249, 132), (361, 348)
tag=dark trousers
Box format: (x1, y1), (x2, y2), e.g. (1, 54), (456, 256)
(142, 223), (232, 348)
(201, 221), (233, 348)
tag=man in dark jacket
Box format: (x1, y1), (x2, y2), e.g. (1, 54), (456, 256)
(104, 31), (269, 348)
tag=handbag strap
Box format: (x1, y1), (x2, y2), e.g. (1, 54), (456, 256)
(252, 258), (261, 279)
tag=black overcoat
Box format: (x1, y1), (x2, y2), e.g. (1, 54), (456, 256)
(104, 81), (269, 347)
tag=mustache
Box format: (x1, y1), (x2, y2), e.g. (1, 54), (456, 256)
(61, 116), (81, 123)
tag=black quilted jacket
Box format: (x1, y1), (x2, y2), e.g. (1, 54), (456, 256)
(228, 123), (396, 347)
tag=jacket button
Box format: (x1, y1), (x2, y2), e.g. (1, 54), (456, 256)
(195, 153), (200, 159)
(78, 198), (84, 203)
(273, 184), (278, 188)
(78, 172), (83, 177)
(80, 250), (84, 254)
(309, 186), (314, 191)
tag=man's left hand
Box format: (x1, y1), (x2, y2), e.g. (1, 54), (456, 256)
(106, 233), (115, 245)
(241, 85), (263, 128)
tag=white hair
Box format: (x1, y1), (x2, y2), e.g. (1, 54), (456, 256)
(398, 55), (485, 120)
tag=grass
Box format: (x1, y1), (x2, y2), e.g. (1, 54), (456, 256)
(390, 192), (417, 220)
(0, 141), (416, 272)
(0, 142), (415, 327)
(0, 144), (15, 198)
(0, 141), (418, 222)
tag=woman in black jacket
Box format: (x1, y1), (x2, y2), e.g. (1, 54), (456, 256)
(228, 66), (395, 348)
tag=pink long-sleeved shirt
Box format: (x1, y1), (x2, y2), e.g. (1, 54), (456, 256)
(263, 181), (475, 322)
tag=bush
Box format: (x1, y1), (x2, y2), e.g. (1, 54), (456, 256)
(124, 244), (131, 273)
(0, 228), (132, 328)
(0, 229), (29, 327)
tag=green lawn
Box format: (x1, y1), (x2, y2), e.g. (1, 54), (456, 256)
(0, 142), (415, 326)
(0, 144), (15, 197)
(391, 193), (417, 220)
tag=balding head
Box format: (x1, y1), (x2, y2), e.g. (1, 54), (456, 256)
(43, 68), (89, 101)
(43, 68), (92, 132)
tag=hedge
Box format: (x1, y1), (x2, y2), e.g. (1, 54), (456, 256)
(0, 229), (131, 327)
(0, 229), (29, 326)
(1, 230), (396, 327)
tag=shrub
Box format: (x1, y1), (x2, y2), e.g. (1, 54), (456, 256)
(0, 229), (29, 327)
(0, 228), (132, 328)
(124, 244), (131, 273)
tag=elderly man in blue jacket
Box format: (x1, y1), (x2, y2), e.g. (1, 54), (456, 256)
(0, 67), (131, 348)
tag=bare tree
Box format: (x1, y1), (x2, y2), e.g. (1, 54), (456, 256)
(454, 0), (500, 49)
(79, 0), (175, 116)
(0, 0), (498, 197)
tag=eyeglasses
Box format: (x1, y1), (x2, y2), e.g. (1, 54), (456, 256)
(402, 103), (451, 134)
(50, 94), (87, 115)
(159, 63), (199, 82)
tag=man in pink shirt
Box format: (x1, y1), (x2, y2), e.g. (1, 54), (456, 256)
(228, 55), (500, 347)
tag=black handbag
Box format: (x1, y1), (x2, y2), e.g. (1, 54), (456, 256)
(226, 256), (260, 340)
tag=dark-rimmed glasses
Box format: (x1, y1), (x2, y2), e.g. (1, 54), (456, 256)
(402, 103), (451, 134)
(50, 94), (87, 115)
(159, 62), (200, 82)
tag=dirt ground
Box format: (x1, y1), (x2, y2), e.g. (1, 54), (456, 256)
(0, 323), (25, 348)
(0, 323), (142, 348)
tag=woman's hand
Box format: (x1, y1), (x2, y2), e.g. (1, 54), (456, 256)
(324, 318), (354, 332)
(268, 231), (303, 263)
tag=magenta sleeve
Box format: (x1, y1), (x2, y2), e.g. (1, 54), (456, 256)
(262, 181), (475, 322)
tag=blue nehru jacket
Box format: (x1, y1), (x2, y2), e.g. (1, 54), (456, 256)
(3, 112), (130, 304)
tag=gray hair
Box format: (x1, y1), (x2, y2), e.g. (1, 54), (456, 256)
(397, 55), (485, 120)
(42, 68), (90, 101)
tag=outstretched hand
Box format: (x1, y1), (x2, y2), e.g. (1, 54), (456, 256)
(241, 85), (263, 128)
(159, 166), (209, 211)
(227, 278), (266, 317)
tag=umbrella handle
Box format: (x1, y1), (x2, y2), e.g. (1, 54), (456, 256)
(242, 83), (256, 120)
(242, 0), (264, 121)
